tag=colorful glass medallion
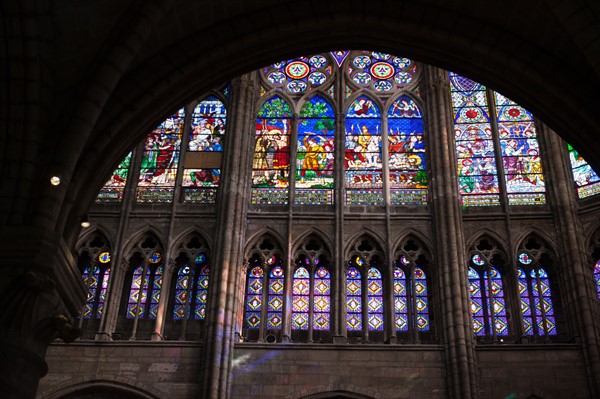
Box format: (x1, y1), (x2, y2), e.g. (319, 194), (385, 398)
(149, 252), (161, 264)
(98, 251), (110, 263)
(286, 61), (310, 79)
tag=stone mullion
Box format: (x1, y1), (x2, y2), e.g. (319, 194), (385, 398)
(199, 73), (257, 399)
(423, 65), (477, 399)
(537, 123), (600, 397)
(283, 114), (299, 340)
(382, 113), (395, 344)
(307, 266), (315, 343)
(129, 260), (149, 340)
(334, 111), (346, 341)
(96, 143), (144, 339)
(78, 256), (98, 331)
(151, 104), (194, 341)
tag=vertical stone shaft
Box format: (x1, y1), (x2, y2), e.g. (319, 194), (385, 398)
(538, 124), (600, 397)
(201, 74), (257, 399)
(422, 65), (477, 399)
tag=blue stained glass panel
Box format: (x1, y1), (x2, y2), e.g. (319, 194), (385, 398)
(346, 267), (362, 331)
(568, 144), (600, 199)
(245, 266), (263, 329)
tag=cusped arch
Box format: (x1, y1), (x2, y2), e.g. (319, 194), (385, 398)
(256, 92), (295, 118)
(120, 227), (165, 258)
(40, 380), (159, 399)
(514, 231), (557, 260)
(244, 228), (287, 260)
(465, 228), (510, 258)
(169, 227), (213, 258)
(292, 227), (334, 258)
(344, 228), (386, 260)
(391, 229), (433, 257)
(75, 226), (114, 255)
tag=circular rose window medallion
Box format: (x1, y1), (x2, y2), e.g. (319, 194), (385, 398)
(370, 62), (394, 80)
(285, 61), (310, 79)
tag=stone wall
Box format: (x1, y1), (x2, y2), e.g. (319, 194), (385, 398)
(38, 342), (587, 399)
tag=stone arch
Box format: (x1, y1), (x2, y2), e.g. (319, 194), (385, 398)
(244, 228), (287, 260)
(292, 227), (334, 258)
(75, 226), (114, 255)
(169, 227), (214, 263)
(513, 230), (557, 262)
(465, 228), (511, 258)
(344, 229), (386, 261)
(41, 380), (158, 399)
(120, 228), (165, 261)
(392, 229), (433, 258)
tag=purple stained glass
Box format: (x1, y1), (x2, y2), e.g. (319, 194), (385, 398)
(173, 266), (192, 320)
(267, 266), (284, 329)
(96, 268), (110, 318)
(367, 267), (384, 331)
(195, 266), (209, 320)
(449, 72), (500, 207)
(484, 267), (508, 336)
(148, 266), (163, 319)
(595, 260), (600, 300)
(245, 266), (263, 329)
(518, 267), (556, 336)
(346, 267), (362, 331)
(468, 267), (486, 336)
(127, 266), (148, 319)
(292, 267), (310, 330)
(394, 267), (408, 331)
(413, 267), (429, 331)
(313, 267), (331, 331)
(81, 266), (99, 319)
(348, 51), (416, 92)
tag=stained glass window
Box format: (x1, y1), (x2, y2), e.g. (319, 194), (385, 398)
(97, 152), (132, 202)
(195, 264), (210, 320)
(183, 97), (226, 203)
(252, 96), (292, 205)
(388, 96), (427, 205)
(495, 93), (545, 205)
(267, 264), (284, 329)
(292, 267), (310, 330)
(567, 144), (600, 199)
(81, 266), (100, 319)
(136, 109), (185, 203)
(414, 267), (429, 331)
(449, 73), (500, 207)
(468, 259), (508, 337)
(393, 267), (408, 331)
(126, 264), (162, 320)
(367, 267), (384, 331)
(594, 260), (600, 300)
(346, 267), (362, 331)
(296, 96), (335, 205)
(245, 266), (263, 329)
(313, 267), (331, 331)
(347, 52), (417, 93)
(518, 253), (557, 336)
(173, 266), (192, 320)
(345, 96), (383, 205)
(262, 54), (333, 94)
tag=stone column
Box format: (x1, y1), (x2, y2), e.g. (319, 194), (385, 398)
(0, 229), (85, 399)
(537, 124), (600, 397)
(200, 73), (257, 399)
(422, 65), (478, 399)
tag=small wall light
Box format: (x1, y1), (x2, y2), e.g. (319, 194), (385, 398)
(50, 176), (61, 186)
(80, 215), (91, 228)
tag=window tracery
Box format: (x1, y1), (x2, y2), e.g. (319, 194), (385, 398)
(467, 238), (508, 339)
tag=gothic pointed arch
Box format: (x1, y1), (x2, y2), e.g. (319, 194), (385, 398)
(114, 232), (165, 340)
(466, 236), (510, 340)
(164, 232), (212, 341)
(516, 235), (561, 339)
(392, 235), (432, 342)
